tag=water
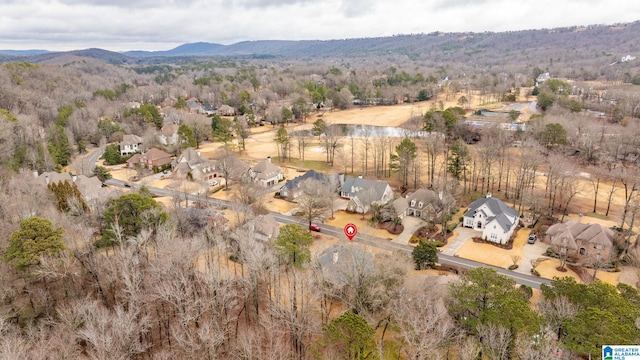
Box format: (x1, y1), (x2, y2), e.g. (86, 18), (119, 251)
(291, 124), (440, 138)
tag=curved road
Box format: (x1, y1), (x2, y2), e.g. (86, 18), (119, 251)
(105, 178), (552, 289)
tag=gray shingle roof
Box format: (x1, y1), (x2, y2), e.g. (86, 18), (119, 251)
(464, 197), (519, 219)
(281, 170), (327, 192)
(341, 177), (389, 201)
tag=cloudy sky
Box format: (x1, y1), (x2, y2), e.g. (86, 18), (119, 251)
(1, 0), (639, 51)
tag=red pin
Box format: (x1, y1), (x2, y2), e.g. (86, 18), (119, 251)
(344, 223), (358, 241)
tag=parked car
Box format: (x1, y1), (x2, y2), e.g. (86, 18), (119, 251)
(210, 180), (219, 186)
(309, 223), (321, 232)
(527, 234), (537, 244)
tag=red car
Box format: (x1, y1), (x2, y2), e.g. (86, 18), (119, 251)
(309, 224), (321, 232)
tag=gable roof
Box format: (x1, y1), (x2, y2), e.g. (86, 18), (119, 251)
(487, 212), (517, 232)
(254, 214), (279, 239)
(392, 197), (409, 214)
(341, 177), (390, 201)
(464, 196), (519, 219)
(37, 172), (111, 202)
(176, 147), (210, 167)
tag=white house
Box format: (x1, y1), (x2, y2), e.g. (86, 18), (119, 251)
(250, 157), (284, 187)
(119, 134), (143, 156)
(463, 193), (519, 245)
(158, 123), (179, 145)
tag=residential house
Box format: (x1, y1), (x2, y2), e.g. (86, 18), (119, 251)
(126, 148), (173, 171)
(250, 157), (284, 187)
(119, 134), (143, 156)
(158, 123), (179, 146)
(536, 72), (550, 85)
(279, 170), (338, 200)
(340, 176), (394, 214)
(187, 99), (203, 114)
(36, 172), (113, 210)
(172, 147), (216, 183)
(217, 105), (236, 116)
(316, 243), (373, 287)
(405, 188), (445, 220)
(183, 206), (230, 232)
(379, 197), (409, 221)
(546, 219), (615, 260)
(463, 193), (519, 245)
(213, 157), (252, 183)
(202, 103), (216, 115)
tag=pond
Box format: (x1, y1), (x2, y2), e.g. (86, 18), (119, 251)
(291, 124), (439, 138)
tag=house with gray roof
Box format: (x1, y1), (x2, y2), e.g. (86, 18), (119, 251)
(37, 172), (114, 210)
(406, 188), (444, 220)
(279, 170), (338, 200)
(463, 193), (519, 244)
(340, 176), (394, 214)
(316, 243), (373, 287)
(172, 147), (216, 184)
(250, 158), (283, 187)
(545, 219), (615, 261)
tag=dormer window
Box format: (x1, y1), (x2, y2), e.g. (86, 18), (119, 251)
(410, 200), (416, 207)
(418, 202), (424, 208)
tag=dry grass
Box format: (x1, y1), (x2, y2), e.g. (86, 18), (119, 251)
(324, 210), (399, 240)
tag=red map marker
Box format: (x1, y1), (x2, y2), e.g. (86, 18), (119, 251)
(344, 223), (358, 241)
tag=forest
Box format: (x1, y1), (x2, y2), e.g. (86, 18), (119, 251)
(1, 22), (640, 359)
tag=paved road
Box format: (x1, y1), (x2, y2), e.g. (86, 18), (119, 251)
(104, 179), (552, 289)
(81, 146), (104, 175)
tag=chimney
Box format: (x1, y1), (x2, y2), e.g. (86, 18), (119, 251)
(45, 174), (50, 185)
(332, 249), (339, 264)
(438, 190), (443, 200)
(358, 174), (363, 179)
(267, 156), (271, 163)
(338, 173), (345, 185)
(72, 174), (78, 182)
(32, 170), (39, 178)
(196, 151), (201, 156)
(486, 192), (492, 198)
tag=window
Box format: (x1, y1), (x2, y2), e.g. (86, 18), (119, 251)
(418, 202), (424, 208)
(579, 248), (586, 255)
(410, 200), (416, 207)
(490, 233), (497, 240)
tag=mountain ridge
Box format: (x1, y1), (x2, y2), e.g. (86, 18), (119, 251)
(1, 21), (639, 64)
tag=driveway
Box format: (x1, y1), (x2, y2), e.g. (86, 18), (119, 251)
(391, 216), (426, 245)
(441, 225), (478, 256)
(513, 240), (550, 275)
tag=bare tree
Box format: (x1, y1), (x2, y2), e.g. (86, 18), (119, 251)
(477, 323), (511, 360)
(392, 284), (458, 359)
(296, 178), (331, 228)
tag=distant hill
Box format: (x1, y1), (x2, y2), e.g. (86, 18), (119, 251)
(125, 42), (225, 57)
(0, 49), (49, 56)
(2, 22), (639, 66)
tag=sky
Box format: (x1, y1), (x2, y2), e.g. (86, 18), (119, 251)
(1, 0), (639, 51)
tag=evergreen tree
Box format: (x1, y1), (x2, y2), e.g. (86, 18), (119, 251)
(4, 216), (65, 271)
